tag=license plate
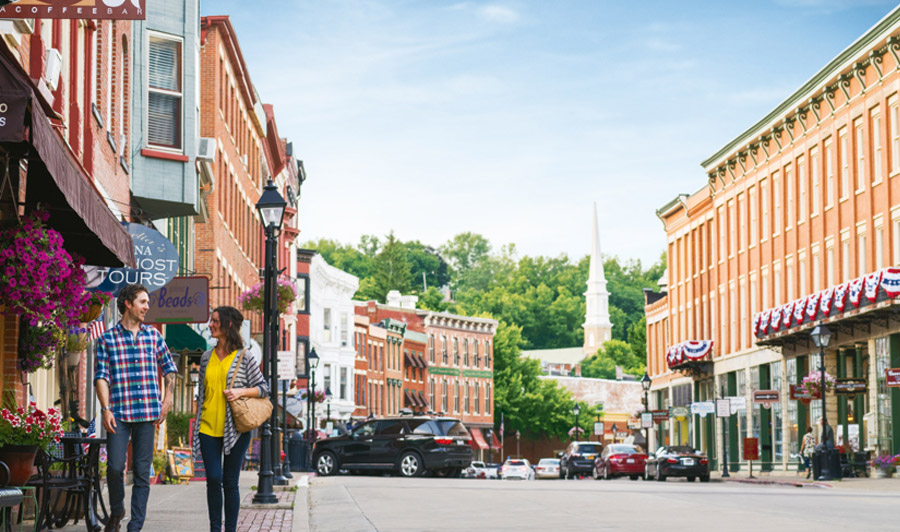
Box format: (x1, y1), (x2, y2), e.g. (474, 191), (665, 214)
(683, 459), (695, 466)
(586, 455), (595, 460)
(626, 459), (634, 464)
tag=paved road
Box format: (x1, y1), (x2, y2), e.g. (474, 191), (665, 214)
(308, 475), (897, 532)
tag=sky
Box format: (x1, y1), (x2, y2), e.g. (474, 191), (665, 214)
(202, 0), (899, 267)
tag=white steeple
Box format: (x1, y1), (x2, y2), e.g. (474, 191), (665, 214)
(584, 202), (612, 355)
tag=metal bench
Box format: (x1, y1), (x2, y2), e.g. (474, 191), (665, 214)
(0, 461), (25, 532)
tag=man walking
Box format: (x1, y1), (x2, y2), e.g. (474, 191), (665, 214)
(95, 284), (178, 532)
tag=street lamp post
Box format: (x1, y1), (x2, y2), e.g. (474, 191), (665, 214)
(611, 423), (618, 445)
(641, 372), (652, 452)
(573, 404), (581, 442)
(306, 348), (319, 471)
(253, 179), (287, 504)
(515, 430), (521, 458)
(810, 323), (834, 481)
(281, 378), (292, 478)
(325, 387), (333, 431)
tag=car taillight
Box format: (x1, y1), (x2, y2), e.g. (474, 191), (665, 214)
(435, 437), (454, 445)
(465, 439), (472, 446)
(667, 458), (678, 464)
(700, 458), (709, 465)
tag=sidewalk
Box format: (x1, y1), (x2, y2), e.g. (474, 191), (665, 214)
(709, 469), (900, 491)
(52, 471), (310, 532)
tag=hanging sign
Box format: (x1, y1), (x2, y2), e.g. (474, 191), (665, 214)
(715, 399), (730, 418)
(641, 413), (653, 428)
(0, 0), (146, 20)
(789, 383), (820, 401)
(752, 390), (780, 409)
(690, 401), (715, 417)
(93, 223), (179, 296)
(0, 90), (28, 142)
(277, 351), (295, 381)
(145, 277), (209, 324)
(834, 378), (867, 397)
(594, 422), (604, 436)
(671, 406), (690, 420)
(651, 410), (669, 423)
(885, 368), (900, 388)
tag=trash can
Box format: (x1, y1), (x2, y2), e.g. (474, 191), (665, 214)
(812, 448), (842, 480)
(288, 432), (309, 472)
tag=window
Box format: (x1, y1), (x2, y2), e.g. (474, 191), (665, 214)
(428, 335), (435, 363)
(340, 367), (348, 400)
(826, 243), (835, 287)
(473, 339), (480, 366)
(738, 193), (746, 251)
(799, 253), (807, 296)
(772, 171), (781, 236)
(453, 337), (459, 365)
(858, 232), (867, 275)
(717, 206), (726, 262)
(810, 148), (820, 216)
(749, 186), (758, 245)
(876, 224), (884, 270)
(872, 107), (883, 183)
(761, 267), (769, 310)
(147, 34), (182, 150)
(728, 199), (736, 257)
(855, 118), (865, 191)
(729, 283), (737, 352)
(323, 308), (331, 343)
(463, 339), (469, 366)
(341, 312), (349, 346)
(785, 164), (794, 229)
(797, 155), (807, 222)
(455, 382), (460, 413)
(464, 383), (470, 414)
(441, 381), (448, 412)
(839, 127), (850, 199)
(773, 263), (782, 306)
(441, 335), (448, 364)
(429, 379), (435, 411)
(786, 258), (794, 301)
(485, 383), (491, 414)
(825, 139), (835, 208)
(842, 236), (851, 280)
(891, 96), (900, 174)
(812, 246), (821, 291)
(474, 384), (480, 414)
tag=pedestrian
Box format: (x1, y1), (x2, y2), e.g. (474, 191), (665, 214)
(800, 426), (816, 479)
(192, 306), (269, 532)
(95, 283), (178, 532)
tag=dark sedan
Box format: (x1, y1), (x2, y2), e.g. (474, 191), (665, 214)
(644, 445), (710, 482)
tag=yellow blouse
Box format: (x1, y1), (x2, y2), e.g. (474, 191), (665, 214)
(199, 350), (237, 437)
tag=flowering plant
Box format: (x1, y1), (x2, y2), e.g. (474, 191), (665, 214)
(0, 211), (90, 330)
(66, 325), (90, 353)
(300, 390), (326, 403)
(18, 322), (65, 373)
(240, 277), (297, 314)
(872, 454), (899, 471)
(0, 403), (63, 451)
(84, 291), (112, 308)
(798, 370), (835, 396)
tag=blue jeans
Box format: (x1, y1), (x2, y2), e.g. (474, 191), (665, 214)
(199, 432), (251, 532)
(106, 421), (156, 531)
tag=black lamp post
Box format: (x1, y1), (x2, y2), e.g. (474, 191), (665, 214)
(810, 323), (834, 481)
(641, 372), (652, 451)
(307, 349), (319, 442)
(281, 377), (292, 479)
(252, 179), (286, 504)
(515, 430), (521, 458)
(325, 387), (333, 430)
(573, 404), (581, 442)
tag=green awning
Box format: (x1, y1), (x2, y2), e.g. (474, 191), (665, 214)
(165, 324), (209, 355)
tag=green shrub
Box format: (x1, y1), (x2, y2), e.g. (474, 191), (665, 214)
(167, 411), (192, 448)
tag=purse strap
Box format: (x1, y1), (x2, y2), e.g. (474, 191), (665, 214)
(227, 348), (247, 390)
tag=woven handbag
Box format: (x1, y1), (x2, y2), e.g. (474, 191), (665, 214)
(227, 349), (273, 433)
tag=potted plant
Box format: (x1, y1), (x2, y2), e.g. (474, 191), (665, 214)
(239, 277), (297, 314)
(78, 291), (111, 323)
(798, 370), (836, 397)
(18, 321), (65, 373)
(872, 454), (898, 478)
(0, 403), (63, 485)
(300, 390), (326, 403)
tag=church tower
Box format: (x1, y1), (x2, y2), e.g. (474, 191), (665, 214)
(583, 203), (613, 355)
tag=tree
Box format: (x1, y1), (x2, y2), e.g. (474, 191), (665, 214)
(418, 286), (449, 312)
(405, 240), (450, 293)
(371, 231), (412, 303)
(628, 316), (647, 362)
(580, 339), (645, 380)
(440, 232), (491, 287)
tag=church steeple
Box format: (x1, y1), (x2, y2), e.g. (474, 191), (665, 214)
(584, 203), (613, 355)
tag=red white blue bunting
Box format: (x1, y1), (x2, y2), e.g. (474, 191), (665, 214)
(760, 310), (770, 334)
(848, 277), (864, 308)
(834, 282), (849, 312)
(793, 297), (806, 325)
(864, 270), (883, 303)
(884, 268), (900, 298)
(782, 301), (794, 328)
(805, 292), (820, 319)
(667, 340), (713, 368)
(769, 307), (782, 331)
(819, 287), (834, 316)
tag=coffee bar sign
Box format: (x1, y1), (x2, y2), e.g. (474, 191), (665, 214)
(0, 0), (146, 20)
(145, 277), (209, 324)
(93, 223), (179, 296)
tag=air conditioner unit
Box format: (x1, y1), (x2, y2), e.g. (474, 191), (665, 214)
(45, 48), (62, 91)
(197, 137), (216, 162)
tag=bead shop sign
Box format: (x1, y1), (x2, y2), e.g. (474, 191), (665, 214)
(93, 223), (179, 296)
(145, 277), (209, 324)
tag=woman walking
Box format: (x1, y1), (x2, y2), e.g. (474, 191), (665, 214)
(800, 426), (816, 479)
(192, 306), (269, 532)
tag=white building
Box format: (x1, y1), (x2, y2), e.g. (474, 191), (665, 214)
(308, 254), (359, 430)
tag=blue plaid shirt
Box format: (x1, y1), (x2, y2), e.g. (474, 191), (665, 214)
(95, 323), (178, 423)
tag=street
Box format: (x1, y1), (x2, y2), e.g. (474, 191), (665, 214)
(308, 475), (896, 532)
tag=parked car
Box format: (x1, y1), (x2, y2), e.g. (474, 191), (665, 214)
(644, 445), (710, 482)
(535, 458), (561, 479)
(464, 461), (500, 479)
(592, 444), (648, 481)
(311, 416), (473, 478)
(501, 458), (534, 480)
(559, 441), (602, 479)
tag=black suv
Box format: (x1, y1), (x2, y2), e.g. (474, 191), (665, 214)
(312, 416), (473, 477)
(559, 441), (603, 479)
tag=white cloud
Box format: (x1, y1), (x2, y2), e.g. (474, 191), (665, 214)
(476, 5), (520, 23)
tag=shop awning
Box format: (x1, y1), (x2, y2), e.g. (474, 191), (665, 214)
(165, 324), (209, 355)
(415, 353), (428, 368)
(0, 46), (135, 267)
(416, 391), (427, 408)
(404, 353), (416, 368)
(404, 389), (416, 407)
(469, 428), (488, 450)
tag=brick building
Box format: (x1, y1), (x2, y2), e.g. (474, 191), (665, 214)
(647, 6), (900, 472)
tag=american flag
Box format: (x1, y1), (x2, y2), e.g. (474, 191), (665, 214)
(88, 319), (107, 341)
(82, 418), (97, 453)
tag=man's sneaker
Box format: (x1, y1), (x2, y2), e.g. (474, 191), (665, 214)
(104, 513), (124, 532)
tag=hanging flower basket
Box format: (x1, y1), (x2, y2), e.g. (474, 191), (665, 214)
(798, 370), (835, 396)
(240, 277), (297, 314)
(66, 325), (90, 354)
(300, 390), (326, 403)
(18, 321), (65, 373)
(78, 291), (111, 323)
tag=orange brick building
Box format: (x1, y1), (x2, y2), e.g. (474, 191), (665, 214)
(647, 7), (900, 472)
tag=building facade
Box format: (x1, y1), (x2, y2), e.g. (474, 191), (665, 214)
(648, 7), (900, 471)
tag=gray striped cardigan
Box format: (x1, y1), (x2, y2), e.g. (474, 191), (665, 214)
(191, 348), (269, 458)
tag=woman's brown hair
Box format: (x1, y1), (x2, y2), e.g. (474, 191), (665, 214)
(213, 306), (244, 353)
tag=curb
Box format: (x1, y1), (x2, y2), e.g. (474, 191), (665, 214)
(721, 477), (832, 488)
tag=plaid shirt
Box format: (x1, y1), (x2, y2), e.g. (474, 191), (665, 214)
(95, 322), (178, 423)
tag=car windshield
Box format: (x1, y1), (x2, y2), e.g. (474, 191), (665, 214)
(538, 459), (559, 465)
(506, 460), (526, 466)
(667, 446), (697, 454)
(410, 419), (469, 436)
(576, 444), (600, 453)
(607, 445), (641, 455)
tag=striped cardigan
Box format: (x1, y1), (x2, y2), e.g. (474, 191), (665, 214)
(191, 348), (269, 458)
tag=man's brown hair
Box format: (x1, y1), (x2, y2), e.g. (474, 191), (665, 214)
(117, 283), (149, 314)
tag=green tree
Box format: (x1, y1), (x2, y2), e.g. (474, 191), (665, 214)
(418, 286), (449, 312)
(371, 231), (412, 303)
(628, 316), (647, 362)
(581, 339), (645, 379)
(405, 240), (450, 293)
(440, 232), (491, 288)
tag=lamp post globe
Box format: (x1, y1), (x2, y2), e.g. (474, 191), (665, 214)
(809, 323), (834, 481)
(252, 179), (287, 504)
(640, 372), (652, 450)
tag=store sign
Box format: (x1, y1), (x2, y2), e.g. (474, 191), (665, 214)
(886, 368), (900, 388)
(651, 409), (669, 423)
(0, 90), (27, 142)
(715, 399), (730, 418)
(277, 351), (294, 380)
(752, 390), (780, 409)
(834, 378), (867, 397)
(0, 0), (146, 20)
(670, 406), (690, 420)
(690, 401), (715, 417)
(743, 438), (759, 461)
(94, 223), (179, 296)
(727, 396), (746, 414)
(789, 384), (820, 401)
(641, 413), (653, 428)
(145, 277), (208, 324)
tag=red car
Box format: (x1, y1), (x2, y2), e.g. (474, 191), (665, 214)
(593, 444), (648, 480)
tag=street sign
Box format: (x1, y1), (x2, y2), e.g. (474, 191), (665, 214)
(690, 401), (715, 417)
(641, 413), (653, 428)
(834, 378), (867, 397)
(594, 422), (604, 436)
(743, 438), (759, 461)
(715, 399), (730, 418)
(727, 396), (746, 414)
(651, 410), (669, 423)
(886, 368), (900, 388)
(277, 351), (294, 380)
(752, 390), (780, 409)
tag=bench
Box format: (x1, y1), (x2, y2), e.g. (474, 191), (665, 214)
(0, 461), (25, 532)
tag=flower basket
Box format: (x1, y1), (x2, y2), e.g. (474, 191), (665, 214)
(798, 370), (836, 396)
(0, 404), (63, 485)
(240, 277), (297, 314)
(872, 454), (899, 478)
(66, 326), (90, 353)
(18, 321), (65, 373)
(78, 292), (111, 322)
(300, 390), (326, 403)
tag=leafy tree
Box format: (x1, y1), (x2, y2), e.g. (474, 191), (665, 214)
(581, 339), (645, 379)
(418, 286), (449, 312)
(440, 232), (491, 288)
(405, 240), (450, 293)
(371, 231), (412, 303)
(628, 316), (647, 362)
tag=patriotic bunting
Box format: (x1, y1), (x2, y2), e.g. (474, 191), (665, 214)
(760, 310), (770, 335)
(782, 302), (794, 328)
(793, 297), (806, 325)
(805, 292), (820, 319)
(848, 277), (864, 307)
(819, 287), (834, 316)
(752, 313), (761, 336)
(883, 268), (900, 297)
(864, 270), (883, 302)
(834, 282), (849, 312)
(769, 307), (782, 331)
(667, 340), (714, 368)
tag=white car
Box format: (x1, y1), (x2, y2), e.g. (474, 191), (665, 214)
(501, 459), (534, 480)
(535, 458), (560, 479)
(464, 461), (499, 479)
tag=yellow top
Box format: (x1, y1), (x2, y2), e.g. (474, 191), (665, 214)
(199, 350), (237, 437)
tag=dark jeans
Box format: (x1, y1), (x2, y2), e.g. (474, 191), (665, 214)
(199, 432), (251, 532)
(107, 420), (156, 531)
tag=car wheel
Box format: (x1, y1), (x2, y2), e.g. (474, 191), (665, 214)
(656, 468), (666, 482)
(592, 467), (600, 480)
(398, 452), (424, 478)
(687, 476), (696, 482)
(316, 451), (338, 477)
(629, 475), (639, 481)
(700, 475), (710, 483)
(603, 466), (610, 480)
(644, 466), (650, 481)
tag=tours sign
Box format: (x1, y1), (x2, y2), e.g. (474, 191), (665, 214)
(0, 0), (146, 20)
(93, 223), (179, 296)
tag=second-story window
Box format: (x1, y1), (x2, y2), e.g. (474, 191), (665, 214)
(323, 308), (332, 343)
(147, 34), (183, 150)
